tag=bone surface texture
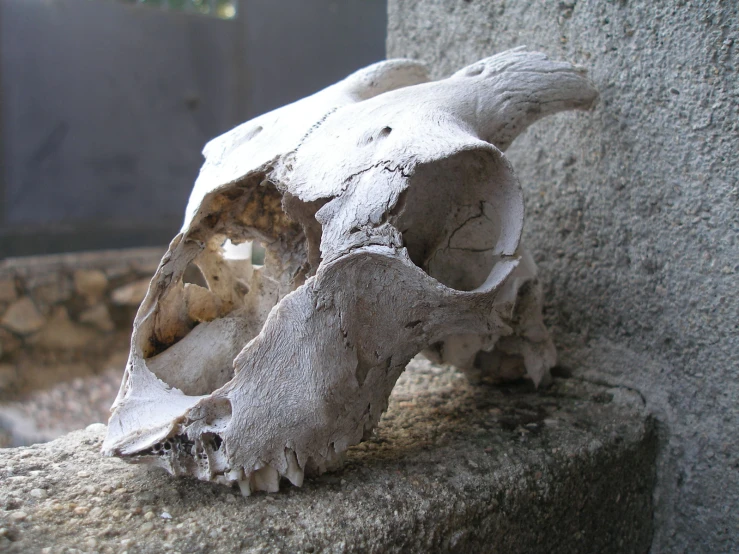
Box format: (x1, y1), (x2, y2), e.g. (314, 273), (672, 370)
(103, 49), (598, 494)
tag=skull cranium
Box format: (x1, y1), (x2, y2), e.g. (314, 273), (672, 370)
(103, 49), (597, 494)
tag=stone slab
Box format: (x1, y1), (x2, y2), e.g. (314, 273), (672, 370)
(0, 359), (655, 553)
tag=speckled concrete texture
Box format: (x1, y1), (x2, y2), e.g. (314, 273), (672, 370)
(388, 2), (738, 552)
(0, 359), (655, 553)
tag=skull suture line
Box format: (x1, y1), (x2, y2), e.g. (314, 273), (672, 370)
(103, 49), (598, 495)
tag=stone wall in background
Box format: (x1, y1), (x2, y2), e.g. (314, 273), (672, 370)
(388, 1), (738, 552)
(0, 248), (164, 397)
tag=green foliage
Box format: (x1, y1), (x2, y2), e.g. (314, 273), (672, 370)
(120, 0), (237, 20)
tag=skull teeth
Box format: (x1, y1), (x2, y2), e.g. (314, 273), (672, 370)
(228, 462), (300, 497)
(252, 465), (280, 493)
(237, 478), (252, 497)
(285, 448), (304, 487)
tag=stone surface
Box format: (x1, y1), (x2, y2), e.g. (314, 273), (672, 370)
(0, 298), (45, 335)
(0, 360), (656, 553)
(0, 365), (15, 391)
(387, 2), (738, 552)
(111, 278), (149, 307)
(73, 269), (108, 303)
(79, 304), (115, 333)
(30, 280), (72, 310)
(0, 329), (21, 359)
(26, 307), (98, 350)
(0, 280), (17, 303)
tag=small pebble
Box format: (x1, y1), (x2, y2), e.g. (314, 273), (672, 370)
(74, 506), (89, 516)
(77, 471), (90, 478)
(30, 488), (47, 499)
(89, 506), (103, 518)
(144, 511), (155, 520)
(161, 512), (172, 519)
(140, 522), (155, 533)
(10, 511), (27, 522)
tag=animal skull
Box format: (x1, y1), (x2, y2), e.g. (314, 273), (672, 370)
(103, 49), (597, 494)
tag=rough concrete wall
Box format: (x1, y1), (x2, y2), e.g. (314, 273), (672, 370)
(388, 1), (737, 552)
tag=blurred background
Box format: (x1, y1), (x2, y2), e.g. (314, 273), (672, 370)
(0, 0), (386, 446)
(0, 0), (387, 258)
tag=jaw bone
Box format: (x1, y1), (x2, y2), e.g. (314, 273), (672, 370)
(103, 50), (598, 494)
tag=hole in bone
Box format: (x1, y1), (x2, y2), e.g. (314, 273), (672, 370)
(183, 263), (208, 288)
(251, 241), (266, 267)
(201, 396), (233, 428)
(357, 126), (393, 147)
(144, 179), (314, 395)
(204, 433), (224, 452)
(394, 149), (520, 291)
(221, 237), (265, 268)
(465, 64), (485, 77)
(221, 238), (252, 261)
(281, 193), (328, 279)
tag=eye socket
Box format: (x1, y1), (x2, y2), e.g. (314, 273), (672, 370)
(394, 148), (522, 292)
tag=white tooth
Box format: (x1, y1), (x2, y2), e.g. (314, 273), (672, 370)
(252, 465), (280, 493)
(237, 478), (252, 497)
(285, 449), (304, 487)
(226, 468), (243, 482)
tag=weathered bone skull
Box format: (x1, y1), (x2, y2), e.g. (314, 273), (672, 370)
(103, 49), (597, 494)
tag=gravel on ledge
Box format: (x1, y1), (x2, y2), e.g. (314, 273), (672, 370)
(0, 358), (657, 553)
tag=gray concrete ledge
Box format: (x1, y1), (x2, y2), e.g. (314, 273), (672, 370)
(0, 360), (656, 553)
